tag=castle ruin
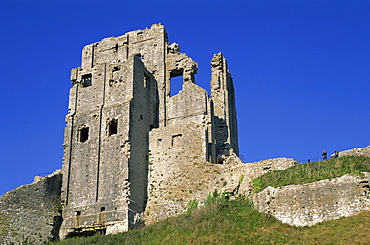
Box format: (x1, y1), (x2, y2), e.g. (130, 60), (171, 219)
(1, 24), (368, 244)
(60, 24), (239, 238)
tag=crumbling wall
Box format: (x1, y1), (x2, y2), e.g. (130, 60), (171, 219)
(210, 52), (238, 157)
(0, 170), (62, 244)
(339, 145), (370, 157)
(166, 81), (209, 126)
(144, 155), (296, 225)
(253, 173), (370, 226)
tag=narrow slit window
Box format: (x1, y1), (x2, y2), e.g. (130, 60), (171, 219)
(144, 74), (150, 88)
(79, 127), (89, 143)
(82, 74), (92, 87)
(75, 211), (81, 227)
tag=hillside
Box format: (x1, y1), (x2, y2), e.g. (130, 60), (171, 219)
(45, 196), (370, 245)
(252, 156), (370, 192)
(45, 156), (370, 244)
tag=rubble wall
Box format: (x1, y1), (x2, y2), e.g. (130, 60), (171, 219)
(339, 145), (370, 157)
(253, 173), (370, 226)
(0, 170), (62, 244)
(144, 155), (296, 224)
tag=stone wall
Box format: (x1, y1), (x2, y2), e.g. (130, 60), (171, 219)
(253, 173), (370, 226)
(3, 152), (370, 242)
(339, 145), (370, 157)
(0, 170), (62, 244)
(144, 155), (296, 224)
(0, 155), (295, 243)
(60, 24), (241, 237)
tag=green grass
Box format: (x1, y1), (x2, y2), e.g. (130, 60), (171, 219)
(46, 195), (370, 245)
(45, 156), (370, 244)
(252, 156), (370, 192)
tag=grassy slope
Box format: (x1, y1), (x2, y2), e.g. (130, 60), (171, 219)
(47, 156), (370, 245)
(46, 197), (370, 245)
(252, 156), (370, 192)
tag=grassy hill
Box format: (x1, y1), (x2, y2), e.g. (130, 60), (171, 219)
(253, 156), (370, 192)
(46, 156), (370, 245)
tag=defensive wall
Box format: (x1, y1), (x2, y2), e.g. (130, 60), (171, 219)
(0, 170), (62, 244)
(1, 147), (370, 243)
(1, 22), (369, 243)
(254, 172), (370, 226)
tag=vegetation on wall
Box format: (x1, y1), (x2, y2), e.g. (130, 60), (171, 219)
(39, 156), (370, 244)
(44, 194), (370, 245)
(252, 156), (370, 193)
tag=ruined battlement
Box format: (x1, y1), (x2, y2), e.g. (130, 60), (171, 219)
(1, 24), (369, 244)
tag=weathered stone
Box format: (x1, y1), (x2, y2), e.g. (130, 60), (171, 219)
(144, 155), (297, 224)
(0, 170), (62, 244)
(2, 24), (369, 242)
(59, 24), (239, 238)
(253, 173), (370, 226)
(339, 145), (370, 157)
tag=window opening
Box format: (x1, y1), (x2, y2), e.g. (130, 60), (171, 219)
(82, 74), (92, 87)
(170, 69), (184, 97)
(144, 74), (150, 88)
(108, 119), (118, 136)
(79, 127), (89, 143)
(99, 207), (106, 224)
(75, 211), (81, 227)
(113, 43), (118, 52)
(171, 134), (182, 146)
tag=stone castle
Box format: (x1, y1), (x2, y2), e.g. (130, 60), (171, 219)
(60, 23), (239, 238)
(1, 24), (369, 244)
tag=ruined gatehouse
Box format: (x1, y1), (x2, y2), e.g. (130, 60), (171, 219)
(60, 24), (239, 238)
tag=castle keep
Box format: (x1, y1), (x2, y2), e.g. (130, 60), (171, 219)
(60, 24), (239, 238)
(1, 24), (369, 245)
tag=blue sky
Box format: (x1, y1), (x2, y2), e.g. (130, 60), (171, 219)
(1, 0), (369, 196)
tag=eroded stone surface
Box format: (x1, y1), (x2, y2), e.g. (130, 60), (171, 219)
(0, 170), (62, 244)
(145, 155), (296, 224)
(59, 24), (239, 238)
(339, 145), (370, 157)
(253, 173), (370, 226)
(2, 23), (369, 242)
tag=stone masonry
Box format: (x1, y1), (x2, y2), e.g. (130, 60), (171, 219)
(0, 170), (62, 244)
(2, 23), (369, 242)
(145, 156), (296, 225)
(59, 24), (239, 238)
(253, 172), (370, 226)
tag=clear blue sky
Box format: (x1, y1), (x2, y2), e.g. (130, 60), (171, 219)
(1, 0), (369, 196)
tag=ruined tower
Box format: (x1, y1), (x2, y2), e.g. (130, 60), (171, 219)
(60, 24), (238, 238)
